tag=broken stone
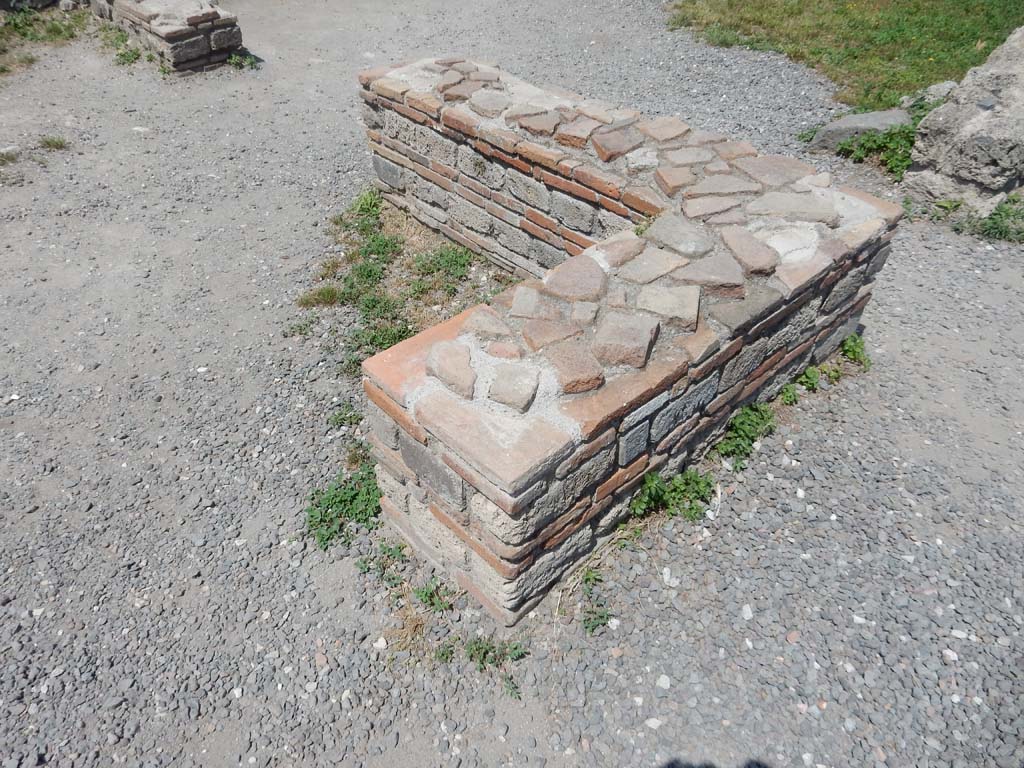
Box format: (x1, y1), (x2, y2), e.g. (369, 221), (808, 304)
(625, 147), (659, 173)
(638, 115), (690, 143)
(720, 226), (779, 275)
(665, 147), (716, 166)
(542, 255), (608, 302)
(555, 116), (602, 148)
(509, 285), (565, 320)
(635, 284), (700, 330)
(654, 165), (697, 196)
(592, 312), (660, 368)
(591, 126), (644, 162)
(444, 80), (484, 101)
(521, 319), (582, 351)
(682, 195), (742, 219)
(707, 284), (783, 333)
(643, 214), (715, 258)
(615, 246), (687, 284)
(683, 175), (762, 198)
(714, 140), (757, 160)
(518, 111), (561, 136)
(488, 364), (539, 412)
(747, 191), (839, 225)
(464, 306), (513, 338)
(427, 340), (477, 398)
(469, 89), (510, 118)
(586, 232), (646, 269)
(704, 160), (731, 174)
(487, 340), (524, 359)
(732, 155), (818, 187)
(570, 301), (600, 325)
(673, 253), (746, 298)
(544, 340), (606, 394)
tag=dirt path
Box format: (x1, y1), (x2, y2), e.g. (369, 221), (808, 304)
(1, 2), (1022, 767)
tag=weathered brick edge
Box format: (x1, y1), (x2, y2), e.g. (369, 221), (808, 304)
(359, 77), (648, 277)
(91, 0), (243, 72)
(361, 229), (892, 625)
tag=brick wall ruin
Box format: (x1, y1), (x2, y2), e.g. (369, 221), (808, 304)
(357, 59), (901, 624)
(91, 0), (242, 72)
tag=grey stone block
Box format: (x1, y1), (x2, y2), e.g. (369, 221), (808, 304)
(651, 372), (720, 442)
(507, 169), (550, 211)
(372, 154), (406, 191)
(550, 190), (596, 233)
(209, 25), (242, 51)
(398, 433), (465, 508)
(618, 421), (650, 466)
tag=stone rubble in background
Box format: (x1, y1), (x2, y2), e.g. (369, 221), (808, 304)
(904, 26), (1024, 215)
(357, 58), (901, 623)
(90, 0), (243, 71)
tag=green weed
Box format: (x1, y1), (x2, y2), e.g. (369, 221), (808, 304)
(464, 637), (528, 673)
(779, 383), (799, 406)
(582, 605), (611, 635)
(227, 52), (259, 70)
(716, 403), (776, 469)
(797, 366), (821, 393)
(306, 461), (381, 549)
(954, 193), (1024, 244)
(328, 402), (362, 429)
(502, 674), (522, 700)
(796, 126), (819, 143)
(412, 577), (454, 613)
(840, 333), (872, 369)
(435, 640), (457, 663)
(282, 317), (316, 338)
(630, 468), (715, 522)
(823, 364), (843, 384)
(114, 46), (140, 65)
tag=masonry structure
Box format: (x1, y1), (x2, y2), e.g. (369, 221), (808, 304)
(90, 0), (242, 71)
(357, 58), (901, 624)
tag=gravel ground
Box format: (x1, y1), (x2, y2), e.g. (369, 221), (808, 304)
(1, 2), (1022, 767)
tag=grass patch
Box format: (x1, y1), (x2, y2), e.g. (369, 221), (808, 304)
(297, 188), (506, 376)
(306, 461), (381, 549)
(667, 0), (1024, 110)
(953, 193), (1024, 244)
(38, 135), (68, 151)
(1, 8), (89, 75)
(114, 46), (140, 65)
(630, 468), (715, 522)
(716, 403), (776, 470)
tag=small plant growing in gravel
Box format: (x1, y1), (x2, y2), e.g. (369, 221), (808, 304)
(413, 245), (475, 296)
(435, 640), (456, 663)
(716, 403), (776, 469)
(464, 637), (528, 672)
(39, 135), (68, 151)
(413, 577), (454, 613)
(282, 316), (316, 337)
(306, 461), (381, 548)
(328, 402), (362, 429)
(338, 188), (384, 235)
(227, 52), (259, 70)
(0, 149), (17, 166)
(582, 604), (611, 635)
(822, 364), (842, 384)
(840, 333), (872, 369)
(581, 567), (603, 597)
(779, 383), (799, 406)
(630, 469), (715, 522)
(796, 126), (819, 143)
(797, 366), (821, 392)
(501, 673), (522, 700)
(836, 101), (937, 180)
(115, 47), (141, 65)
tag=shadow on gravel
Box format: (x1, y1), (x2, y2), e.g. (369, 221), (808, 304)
(660, 761), (774, 768)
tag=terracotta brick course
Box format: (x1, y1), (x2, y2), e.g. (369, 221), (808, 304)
(357, 58), (901, 624)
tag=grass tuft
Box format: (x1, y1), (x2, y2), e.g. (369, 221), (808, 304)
(39, 135), (68, 151)
(668, 1), (1024, 110)
(953, 193), (1024, 244)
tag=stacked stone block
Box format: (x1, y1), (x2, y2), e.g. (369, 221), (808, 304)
(91, 0), (242, 71)
(358, 59), (901, 625)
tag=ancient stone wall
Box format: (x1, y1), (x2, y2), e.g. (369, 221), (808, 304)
(357, 59), (902, 624)
(91, 0), (242, 71)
